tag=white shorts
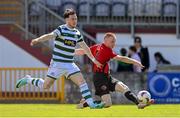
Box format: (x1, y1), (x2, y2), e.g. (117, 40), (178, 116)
(47, 60), (80, 80)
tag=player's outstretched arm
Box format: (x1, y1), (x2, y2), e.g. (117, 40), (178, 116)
(78, 41), (102, 68)
(113, 55), (144, 68)
(30, 32), (56, 46)
(75, 48), (85, 55)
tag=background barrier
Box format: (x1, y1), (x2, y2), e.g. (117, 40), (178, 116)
(0, 68), (65, 102)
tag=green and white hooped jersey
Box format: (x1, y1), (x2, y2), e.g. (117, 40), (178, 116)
(52, 24), (83, 63)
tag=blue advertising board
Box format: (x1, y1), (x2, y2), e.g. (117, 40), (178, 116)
(148, 73), (180, 103)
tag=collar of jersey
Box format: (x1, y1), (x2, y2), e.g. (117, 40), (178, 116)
(65, 24), (76, 31)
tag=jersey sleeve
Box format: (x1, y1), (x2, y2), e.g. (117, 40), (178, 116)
(90, 44), (98, 52)
(52, 26), (61, 37)
(77, 34), (84, 43)
(110, 51), (117, 58)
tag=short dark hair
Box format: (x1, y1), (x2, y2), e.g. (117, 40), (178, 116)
(134, 36), (142, 43)
(154, 52), (162, 59)
(129, 46), (137, 52)
(120, 48), (127, 56)
(63, 8), (76, 19)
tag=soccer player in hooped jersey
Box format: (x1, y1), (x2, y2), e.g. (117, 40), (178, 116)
(15, 9), (104, 109)
(75, 32), (154, 109)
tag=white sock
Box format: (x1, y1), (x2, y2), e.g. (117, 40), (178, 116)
(79, 83), (95, 107)
(27, 77), (44, 89)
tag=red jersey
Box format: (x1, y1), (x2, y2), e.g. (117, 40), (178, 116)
(90, 43), (117, 74)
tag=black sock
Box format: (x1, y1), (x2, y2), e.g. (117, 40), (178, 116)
(124, 91), (139, 105)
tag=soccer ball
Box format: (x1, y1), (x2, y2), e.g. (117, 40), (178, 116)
(137, 90), (151, 104)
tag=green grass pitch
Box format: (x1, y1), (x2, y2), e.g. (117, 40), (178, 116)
(0, 104), (179, 117)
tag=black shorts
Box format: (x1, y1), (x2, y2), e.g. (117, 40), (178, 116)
(93, 72), (119, 96)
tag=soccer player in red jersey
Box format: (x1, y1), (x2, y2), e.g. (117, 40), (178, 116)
(75, 32), (154, 109)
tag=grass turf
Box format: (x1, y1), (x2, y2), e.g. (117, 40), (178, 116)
(0, 104), (179, 117)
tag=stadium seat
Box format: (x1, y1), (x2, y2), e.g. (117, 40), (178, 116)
(162, 0), (177, 16)
(94, 0), (111, 16)
(128, 0), (144, 16)
(163, 0), (177, 3)
(111, 0), (128, 17)
(78, 0), (93, 16)
(45, 0), (62, 13)
(29, 0), (44, 16)
(144, 0), (161, 16)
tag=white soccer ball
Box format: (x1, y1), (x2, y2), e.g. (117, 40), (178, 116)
(137, 90), (151, 104)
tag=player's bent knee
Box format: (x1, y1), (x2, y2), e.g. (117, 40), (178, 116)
(101, 94), (112, 108)
(103, 98), (112, 108)
(104, 101), (112, 108)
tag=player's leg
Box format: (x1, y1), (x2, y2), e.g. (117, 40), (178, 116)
(16, 75), (55, 89)
(93, 72), (112, 107)
(112, 77), (153, 109)
(76, 92), (102, 109)
(101, 94), (112, 108)
(114, 80), (139, 105)
(68, 72), (104, 109)
(43, 77), (55, 89)
(16, 63), (61, 89)
(78, 74), (116, 108)
(77, 95), (112, 109)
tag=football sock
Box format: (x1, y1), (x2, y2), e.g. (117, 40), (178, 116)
(94, 100), (101, 104)
(82, 100), (101, 107)
(28, 77), (44, 89)
(79, 83), (95, 107)
(124, 91), (139, 105)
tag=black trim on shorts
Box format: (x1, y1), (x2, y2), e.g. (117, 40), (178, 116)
(53, 58), (73, 63)
(47, 75), (57, 80)
(66, 71), (81, 79)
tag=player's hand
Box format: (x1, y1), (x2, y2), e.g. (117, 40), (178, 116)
(134, 62), (144, 69)
(30, 39), (39, 46)
(93, 60), (103, 68)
